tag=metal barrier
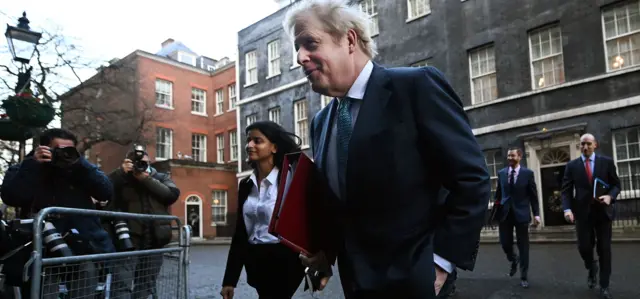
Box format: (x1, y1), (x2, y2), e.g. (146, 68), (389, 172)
(21, 207), (191, 299)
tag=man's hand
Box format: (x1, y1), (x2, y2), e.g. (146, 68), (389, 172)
(533, 216), (541, 226)
(598, 195), (612, 205)
(121, 159), (134, 173)
(34, 146), (52, 163)
(220, 286), (234, 299)
(564, 210), (574, 223)
(434, 264), (448, 295)
(299, 251), (331, 291)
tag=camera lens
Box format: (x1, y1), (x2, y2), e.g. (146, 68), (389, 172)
(113, 220), (135, 251)
(43, 222), (73, 257)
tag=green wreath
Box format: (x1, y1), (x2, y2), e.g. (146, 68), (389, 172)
(0, 118), (34, 141)
(1, 90), (55, 128)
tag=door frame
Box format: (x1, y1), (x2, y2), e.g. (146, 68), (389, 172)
(524, 133), (581, 227)
(185, 195), (203, 239)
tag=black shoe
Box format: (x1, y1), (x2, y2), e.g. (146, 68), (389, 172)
(601, 288), (612, 299)
(509, 258), (519, 277)
(588, 262), (599, 289)
(520, 279), (529, 289)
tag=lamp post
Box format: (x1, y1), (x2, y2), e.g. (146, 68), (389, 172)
(4, 12), (42, 161)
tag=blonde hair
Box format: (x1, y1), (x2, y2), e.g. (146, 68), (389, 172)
(283, 0), (378, 59)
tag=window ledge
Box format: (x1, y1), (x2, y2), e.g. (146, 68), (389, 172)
(211, 222), (228, 227)
(191, 112), (208, 117)
(244, 82), (258, 88)
(406, 12), (431, 24)
(227, 108), (237, 112)
(290, 64), (301, 70)
(155, 105), (174, 110)
(214, 112), (225, 117)
(301, 145), (310, 150)
(266, 73), (281, 80)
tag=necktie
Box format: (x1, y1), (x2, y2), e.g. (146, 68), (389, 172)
(337, 97), (353, 190)
(509, 170), (516, 189)
(585, 158), (593, 183)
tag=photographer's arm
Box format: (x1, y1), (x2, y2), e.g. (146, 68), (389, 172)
(140, 174), (180, 206)
(0, 158), (42, 208)
(71, 157), (114, 203)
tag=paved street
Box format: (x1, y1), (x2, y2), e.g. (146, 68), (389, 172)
(188, 243), (640, 299)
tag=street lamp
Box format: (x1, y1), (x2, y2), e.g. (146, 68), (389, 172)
(5, 12), (42, 64)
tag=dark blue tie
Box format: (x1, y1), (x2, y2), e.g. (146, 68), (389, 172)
(337, 97), (353, 190)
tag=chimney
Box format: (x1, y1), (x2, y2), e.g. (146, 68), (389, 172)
(161, 38), (175, 48)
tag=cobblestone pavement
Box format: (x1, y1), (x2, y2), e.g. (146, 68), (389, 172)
(187, 243), (640, 299)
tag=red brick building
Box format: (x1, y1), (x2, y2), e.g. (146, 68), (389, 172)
(62, 39), (240, 239)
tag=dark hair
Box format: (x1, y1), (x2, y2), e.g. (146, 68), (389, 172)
(507, 147), (523, 157)
(39, 128), (78, 147)
(245, 121), (301, 173)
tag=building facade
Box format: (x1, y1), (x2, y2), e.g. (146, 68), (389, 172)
(63, 39), (241, 239)
(236, 0), (640, 228)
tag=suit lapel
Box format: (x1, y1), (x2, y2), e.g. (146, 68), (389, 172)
(315, 100), (337, 174)
(575, 158), (591, 185)
(347, 65), (392, 179)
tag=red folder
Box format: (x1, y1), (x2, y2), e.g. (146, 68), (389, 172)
(268, 152), (322, 256)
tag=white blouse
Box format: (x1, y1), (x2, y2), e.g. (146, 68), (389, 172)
(243, 167), (280, 244)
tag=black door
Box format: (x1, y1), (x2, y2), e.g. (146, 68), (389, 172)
(187, 205), (201, 238)
(541, 166), (567, 226)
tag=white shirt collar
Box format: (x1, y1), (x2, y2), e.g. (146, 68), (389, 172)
(509, 165), (521, 173)
(582, 152), (596, 161)
(249, 167), (279, 187)
(343, 60), (374, 100)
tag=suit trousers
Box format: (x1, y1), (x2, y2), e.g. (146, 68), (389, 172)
(338, 251), (437, 299)
(498, 211), (530, 279)
(575, 204), (612, 288)
(244, 243), (305, 299)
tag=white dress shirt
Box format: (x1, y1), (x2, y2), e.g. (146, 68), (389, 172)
(508, 165), (521, 184)
(325, 60), (455, 274)
(243, 167), (280, 244)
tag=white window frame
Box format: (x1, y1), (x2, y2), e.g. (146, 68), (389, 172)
(601, 0), (640, 72)
(211, 190), (228, 225)
(216, 89), (224, 115)
(155, 79), (173, 109)
(156, 127), (173, 161)
(207, 65), (217, 72)
(411, 58), (432, 67)
(177, 52), (196, 66)
(484, 149), (504, 208)
(268, 107), (281, 125)
(228, 84), (237, 111)
(359, 0), (379, 36)
(230, 130), (238, 161)
(191, 88), (207, 115)
(320, 95), (332, 109)
(468, 45), (498, 105)
(294, 99), (309, 148)
(192, 134), (207, 162)
(407, 0), (431, 21)
(216, 134), (225, 164)
(245, 51), (258, 86)
(612, 126), (640, 199)
(267, 40), (281, 78)
(528, 25), (565, 90)
(246, 114), (258, 126)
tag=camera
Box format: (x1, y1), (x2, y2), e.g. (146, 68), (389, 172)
(131, 145), (148, 173)
(112, 220), (134, 251)
(42, 221), (74, 257)
(51, 146), (80, 169)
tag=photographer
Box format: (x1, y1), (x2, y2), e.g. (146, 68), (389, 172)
(107, 145), (179, 299)
(0, 128), (116, 298)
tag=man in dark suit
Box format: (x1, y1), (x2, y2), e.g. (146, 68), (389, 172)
(562, 133), (620, 299)
(494, 148), (540, 288)
(284, 1), (491, 298)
